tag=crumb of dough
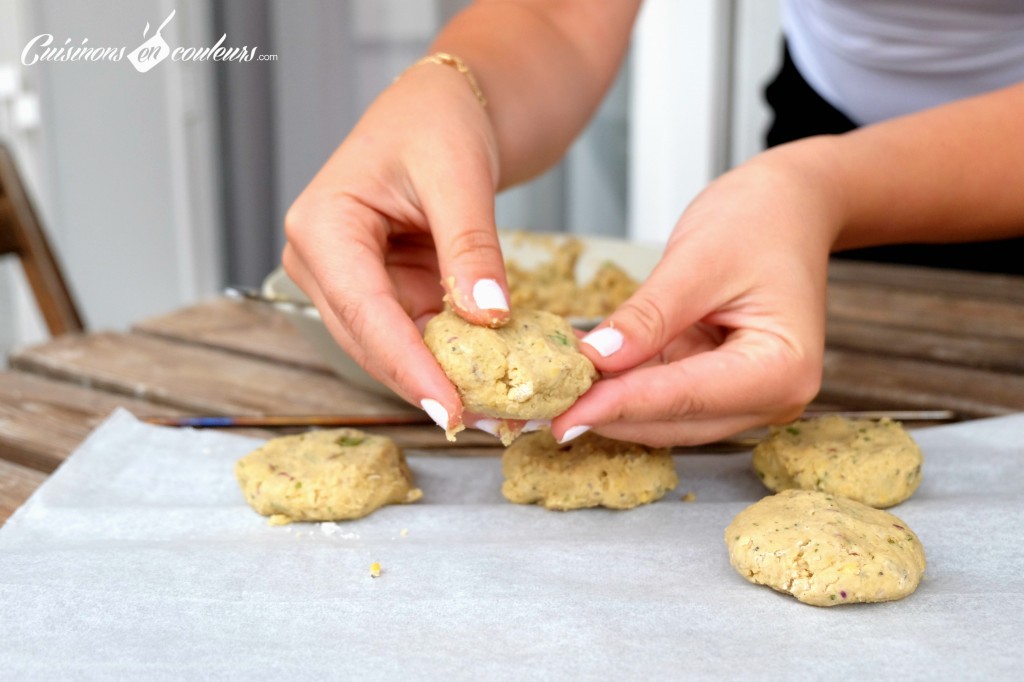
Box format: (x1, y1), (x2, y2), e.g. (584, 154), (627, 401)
(443, 421), (466, 443)
(502, 430), (678, 510)
(495, 420), (528, 447)
(400, 528), (409, 537)
(369, 562), (382, 578)
(725, 489), (926, 607)
(752, 416), (923, 508)
(681, 491), (697, 502)
(505, 232), (639, 318)
(424, 308), (597, 426)
(235, 429), (422, 524)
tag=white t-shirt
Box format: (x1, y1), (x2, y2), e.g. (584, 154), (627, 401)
(782, 0), (1024, 125)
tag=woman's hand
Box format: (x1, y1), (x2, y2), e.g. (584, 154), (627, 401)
(282, 64), (511, 434)
(557, 78), (1024, 446)
(281, 0), (639, 436)
(555, 81), (1024, 447)
(553, 139), (846, 446)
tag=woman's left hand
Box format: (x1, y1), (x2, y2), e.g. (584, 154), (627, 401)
(553, 139), (844, 446)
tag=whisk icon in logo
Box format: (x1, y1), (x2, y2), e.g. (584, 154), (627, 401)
(127, 10), (176, 73)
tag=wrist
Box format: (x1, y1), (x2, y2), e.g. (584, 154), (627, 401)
(372, 60), (501, 179)
(386, 57), (490, 124)
(750, 135), (850, 252)
(403, 52), (488, 108)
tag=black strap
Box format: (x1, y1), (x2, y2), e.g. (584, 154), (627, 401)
(764, 42), (1024, 275)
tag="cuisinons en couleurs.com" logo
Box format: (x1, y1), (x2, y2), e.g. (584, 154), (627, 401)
(22, 10), (278, 73)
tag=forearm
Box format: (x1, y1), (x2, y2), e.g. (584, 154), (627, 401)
(792, 82), (1024, 251)
(429, 0), (640, 187)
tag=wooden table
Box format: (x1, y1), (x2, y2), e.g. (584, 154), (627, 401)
(2, 260), (1023, 526)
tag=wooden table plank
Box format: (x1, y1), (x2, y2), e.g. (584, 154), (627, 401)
(0, 365), (496, 498)
(0, 458), (47, 527)
(828, 260), (1024, 303)
(8, 334), (497, 450)
(133, 298), (333, 373)
(826, 319), (1024, 373)
(820, 349), (1024, 417)
(828, 282), (1024, 341)
(0, 370), (278, 473)
(10, 331), (417, 417)
(0, 370), (186, 473)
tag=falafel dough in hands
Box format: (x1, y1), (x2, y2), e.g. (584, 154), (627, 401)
(424, 308), (598, 440)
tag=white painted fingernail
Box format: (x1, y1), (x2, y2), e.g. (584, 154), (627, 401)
(420, 398), (449, 430)
(581, 327), (623, 357)
(473, 418), (501, 436)
(472, 279), (509, 311)
(523, 419), (550, 433)
(558, 425), (591, 444)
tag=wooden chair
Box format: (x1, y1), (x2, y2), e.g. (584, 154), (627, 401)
(0, 142), (84, 335)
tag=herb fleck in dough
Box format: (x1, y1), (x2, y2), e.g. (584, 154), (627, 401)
(235, 429), (422, 525)
(424, 308), (597, 422)
(502, 430), (678, 510)
(753, 416), (923, 508)
(725, 489), (926, 607)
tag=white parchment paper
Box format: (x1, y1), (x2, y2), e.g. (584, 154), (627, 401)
(1, 409), (1022, 680)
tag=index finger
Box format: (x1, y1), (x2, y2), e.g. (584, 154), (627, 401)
(283, 201), (463, 436)
(552, 332), (822, 446)
(416, 150), (511, 328)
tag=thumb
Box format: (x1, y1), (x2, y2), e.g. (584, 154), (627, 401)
(419, 161), (510, 328)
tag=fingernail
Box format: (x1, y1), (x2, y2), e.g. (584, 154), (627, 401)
(420, 398), (449, 430)
(558, 425), (591, 444)
(472, 279), (509, 311)
(473, 418), (501, 436)
(581, 327), (623, 357)
(523, 419), (550, 433)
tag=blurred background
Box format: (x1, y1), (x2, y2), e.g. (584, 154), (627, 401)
(0, 0), (782, 360)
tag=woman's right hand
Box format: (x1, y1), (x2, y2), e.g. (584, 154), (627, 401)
(282, 62), (511, 434)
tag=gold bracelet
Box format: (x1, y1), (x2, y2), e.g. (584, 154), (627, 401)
(405, 52), (488, 108)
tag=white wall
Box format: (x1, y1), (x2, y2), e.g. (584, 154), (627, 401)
(628, 0), (731, 244)
(269, 0), (442, 252)
(628, 0), (782, 244)
(0, 0), (223, 360)
(0, 0), (47, 356)
(731, 0), (783, 168)
(267, 0), (633, 241)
